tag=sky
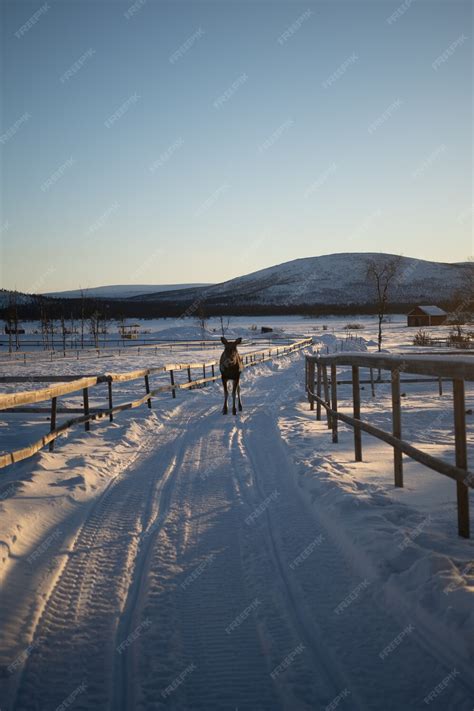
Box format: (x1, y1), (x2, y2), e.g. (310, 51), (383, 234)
(0, 0), (472, 293)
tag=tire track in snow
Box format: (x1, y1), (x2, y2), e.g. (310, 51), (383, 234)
(113, 406), (216, 711)
(239, 407), (474, 710)
(129, 416), (283, 709)
(122, 357), (329, 710)
(10, 409), (193, 711)
(232, 419), (359, 710)
(115, 452), (179, 711)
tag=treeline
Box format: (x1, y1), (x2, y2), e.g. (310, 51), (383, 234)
(0, 292), (461, 321)
(1, 291), (121, 351)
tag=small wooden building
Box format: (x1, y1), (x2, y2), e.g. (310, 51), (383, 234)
(119, 324), (140, 340)
(407, 305), (447, 327)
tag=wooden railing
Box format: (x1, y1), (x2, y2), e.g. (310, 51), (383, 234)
(305, 352), (474, 538)
(0, 338), (312, 469)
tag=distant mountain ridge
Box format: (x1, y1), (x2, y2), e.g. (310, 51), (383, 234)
(2, 254), (471, 316)
(132, 253), (470, 308)
(44, 284), (210, 299)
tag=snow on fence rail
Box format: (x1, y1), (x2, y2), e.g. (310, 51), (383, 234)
(305, 352), (474, 539)
(0, 337), (311, 469)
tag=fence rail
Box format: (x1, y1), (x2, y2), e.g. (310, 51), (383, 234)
(0, 338), (312, 470)
(0, 336), (298, 365)
(305, 352), (474, 539)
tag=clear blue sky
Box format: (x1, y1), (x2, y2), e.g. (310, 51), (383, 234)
(1, 0), (472, 292)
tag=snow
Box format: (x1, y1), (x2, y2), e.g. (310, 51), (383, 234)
(410, 305), (448, 316)
(0, 315), (473, 710)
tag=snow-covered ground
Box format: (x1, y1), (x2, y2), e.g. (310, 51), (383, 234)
(0, 315), (473, 710)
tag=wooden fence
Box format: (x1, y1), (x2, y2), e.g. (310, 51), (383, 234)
(0, 339), (226, 365)
(0, 338), (312, 469)
(305, 352), (474, 538)
(0, 337), (297, 365)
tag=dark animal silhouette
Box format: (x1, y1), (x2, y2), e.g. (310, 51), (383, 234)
(219, 337), (243, 415)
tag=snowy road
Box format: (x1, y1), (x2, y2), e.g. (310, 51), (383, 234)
(2, 352), (474, 710)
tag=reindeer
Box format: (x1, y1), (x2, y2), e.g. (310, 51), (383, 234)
(219, 337), (243, 415)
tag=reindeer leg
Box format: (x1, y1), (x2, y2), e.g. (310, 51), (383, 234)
(232, 379), (237, 416)
(222, 377), (228, 415)
(237, 377), (242, 411)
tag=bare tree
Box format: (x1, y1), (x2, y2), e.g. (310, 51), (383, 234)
(69, 311), (76, 349)
(79, 288), (88, 349)
(366, 255), (402, 352)
(101, 310), (109, 348)
(38, 297), (51, 350)
(60, 313), (67, 357)
(196, 303), (207, 342)
(48, 315), (56, 351)
(4, 293), (14, 354)
(12, 293), (20, 351)
(219, 315), (231, 337)
(89, 310), (102, 349)
(3, 292), (23, 352)
(5, 318), (13, 354)
(117, 313), (126, 343)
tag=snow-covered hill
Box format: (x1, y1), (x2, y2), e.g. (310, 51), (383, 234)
(44, 283), (210, 299)
(135, 253), (471, 307)
(4, 254), (471, 311)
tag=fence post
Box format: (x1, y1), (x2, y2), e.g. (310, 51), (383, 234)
(83, 388), (90, 432)
(187, 367), (192, 383)
(453, 379), (470, 538)
(145, 374), (152, 408)
(370, 368), (375, 397)
(316, 362), (322, 421)
(322, 365), (331, 428)
(352, 366), (362, 461)
(49, 397), (57, 452)
(108, 379), (113, 422)
(203, 365), (206, 383)
(391, 368), (403, 487)
(330, 364), (338, 443)
(211, 364), (215, 377)
(307, 359), (315, 411)
(438, 377), (443, 396)
(170, 370), (176, 398)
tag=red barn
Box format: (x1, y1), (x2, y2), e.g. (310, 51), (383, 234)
(407, 305), (447, 327)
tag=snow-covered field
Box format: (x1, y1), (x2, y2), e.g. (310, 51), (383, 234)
(0, 315), (473, 710)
